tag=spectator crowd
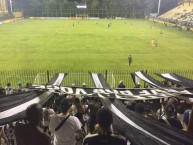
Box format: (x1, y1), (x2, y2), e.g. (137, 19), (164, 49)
(0, 80), (193, 145)
(0, 92), (192, 145)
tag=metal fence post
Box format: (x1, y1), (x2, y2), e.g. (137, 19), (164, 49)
(105, 70), (108, 80)
(47, 70), (50, 83)
(144, 70), (148, 88)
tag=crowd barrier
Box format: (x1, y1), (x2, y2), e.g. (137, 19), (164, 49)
(0, 69), (193, 89)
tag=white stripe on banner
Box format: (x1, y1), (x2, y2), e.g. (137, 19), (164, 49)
(53, 73), (64, 86)
(161, 74), (180, 82)
(92, 73), (103, 88)
(0, 97), (40, 119)
(98, 94), (170, 145)
(32, 85), (46, 89)
(135, 71), (161, 88)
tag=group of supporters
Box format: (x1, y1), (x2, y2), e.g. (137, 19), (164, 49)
(125, 97), (192, 133)
(0, 82), (25, 96)
(0, 82), (193, 145)
(0, 94), (192, 145)
(0, 94), (128, 145)
(158, 8), (193, 30)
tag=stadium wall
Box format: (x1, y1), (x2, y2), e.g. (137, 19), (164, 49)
(21, 8), (145, 19)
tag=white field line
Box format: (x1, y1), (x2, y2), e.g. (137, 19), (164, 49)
(58, 54), (191, 56)
(183, 54), (193, 60)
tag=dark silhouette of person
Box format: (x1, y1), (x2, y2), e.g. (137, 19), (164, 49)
(118, 80), (126, 88)
(15, 103), (51, 145)
(83, 107), (127, 145)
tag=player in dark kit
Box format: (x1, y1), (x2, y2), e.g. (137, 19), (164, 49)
(128, 55), (132, 66)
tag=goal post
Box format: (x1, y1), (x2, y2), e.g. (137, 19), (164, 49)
(34, 73), (48, 84)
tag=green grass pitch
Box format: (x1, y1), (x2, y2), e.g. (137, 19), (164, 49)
(0, 19), (193, 70)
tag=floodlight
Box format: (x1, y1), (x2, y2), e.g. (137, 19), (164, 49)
(76, 5), (87, 9)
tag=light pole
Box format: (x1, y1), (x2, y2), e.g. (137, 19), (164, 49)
(157, 0), (161, 16)
(9, 0), (13, 14)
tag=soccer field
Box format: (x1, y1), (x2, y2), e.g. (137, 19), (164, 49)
(0, 19), (193, 70)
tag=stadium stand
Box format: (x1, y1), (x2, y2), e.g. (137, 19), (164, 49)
(158, 1), (193, 29)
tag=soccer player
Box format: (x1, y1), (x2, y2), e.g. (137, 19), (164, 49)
(128, 55), (132, 66)
(154, 40), (158, 47)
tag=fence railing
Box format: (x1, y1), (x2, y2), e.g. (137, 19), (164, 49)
(0, 70), (193, 89)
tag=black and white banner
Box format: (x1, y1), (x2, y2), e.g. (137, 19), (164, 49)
(46, 73), (67, 86)
(98, 94), (193, 145)
(156, 73), (193, 88)
(131, 71), (165, 88)
(90, 72), (111, 89)
(0, 90), (53, 126)
(0, 73), (66, 125)
(30, 71), (193, 101)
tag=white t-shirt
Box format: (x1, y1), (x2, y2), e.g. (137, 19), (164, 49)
(49, 114), (82, 145)
(43, 108), (55, 126)
(177, 113), (184, 125)
(5, 86), (14, 95)
(71, 104), (88, 116)
(71, 105), (77, 116)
